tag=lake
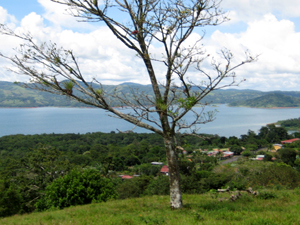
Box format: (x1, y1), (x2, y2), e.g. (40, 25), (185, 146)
(0, 105), (299, 138)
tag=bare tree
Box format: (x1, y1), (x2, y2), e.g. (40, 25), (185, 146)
(0, 0), (256, 209)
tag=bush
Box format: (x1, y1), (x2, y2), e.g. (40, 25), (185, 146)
(256, 150), (266, 155)
(145, 175), (169, 195)
(278, 148), (297, 166)
(199, 173), (233, 192)
(133, 164), (161, 176)
(181, 175), (202, 194)
(257, 190), (277, 200)
(0, 182), (23, 217)
(242, 150), (253, 157)
(230, 145), (243, 155)
(116, 176), (153, 199)
(249, 163), (300, 189)
(178, 160), (195, 176)
(263, 153), (273, 162)
(35, 169), (117, 211)
(227, 180), (248, 190)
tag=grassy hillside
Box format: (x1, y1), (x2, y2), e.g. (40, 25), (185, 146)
(1, 190), (300, 225)
(229, 93), (300, 108)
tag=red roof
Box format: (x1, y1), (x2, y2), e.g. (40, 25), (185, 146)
(160, 165), (169, 173)
(121, 175), (133, 179)
(281, 138), (299, 144)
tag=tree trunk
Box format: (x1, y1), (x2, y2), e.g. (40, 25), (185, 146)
(164, 135), (182, 209)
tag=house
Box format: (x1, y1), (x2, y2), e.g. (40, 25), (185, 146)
(121, 175), (133, 179)
(256, 155), (265, 161)
(207, 151), (217, 157)
(221, 151), (234, 160)
(205, 149), (234, 160)
(249, 155), (265, 161)
(151, 162), (164, 165)
(160, 165), (169, 175)
(281, 138), (300, 144)
(272, 144), (282, 152)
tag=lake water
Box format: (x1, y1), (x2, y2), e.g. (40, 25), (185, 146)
(0, 105), (300, 138)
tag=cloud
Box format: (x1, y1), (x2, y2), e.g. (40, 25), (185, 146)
(0, 2), (300, 91)
(205, 13), (300, 91)
(0, 11), (152, 85)
(0, 6), (17, 26)
(37, 0), (96, 30)
(222, 0), (300, 24)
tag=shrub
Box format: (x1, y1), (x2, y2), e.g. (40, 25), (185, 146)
(116, 176), (152, 199)
(249, 163), (300, 189)
(263, 153), (273, 162)
(199, 173), (233, 192)
(257, 190), (277, 200)
(278, 148), (297, 166)
(242, 150), (253, 157)
(230, 145), (243, 155)
(256, 150), (266, 155)
(145, 175), (169, 196)
(35, 169), (117, 211)
(133, 164), (161, 176)
(181, 175), (203, 194)
(178, 160), (195, 176)
(0, 182), (23, 217)
(227, 179), (248, 190)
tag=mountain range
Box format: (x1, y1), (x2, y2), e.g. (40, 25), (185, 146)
(1, 81), (300, 108)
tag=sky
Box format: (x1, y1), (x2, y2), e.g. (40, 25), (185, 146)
(0, 0), (300, 91)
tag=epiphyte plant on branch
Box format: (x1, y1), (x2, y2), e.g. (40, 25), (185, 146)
(0, 0), (256, 209)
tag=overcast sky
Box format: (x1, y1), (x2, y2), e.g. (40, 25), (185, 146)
(0, 0), (300, 91)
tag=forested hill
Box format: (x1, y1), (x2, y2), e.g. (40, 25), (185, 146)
(1, 81), (300, 107)
(276, 117), (300, 131)
(228, 93), (300, 108)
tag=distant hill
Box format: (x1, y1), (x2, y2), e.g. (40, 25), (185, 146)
(1, 81), (300, 108)
(276, 117), (300, 131)
(229, 93), (300, 108)
(0, 81), (155, 107)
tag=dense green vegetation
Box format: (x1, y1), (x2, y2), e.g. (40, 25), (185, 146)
(0, 81), (87, 107)
(3, 81), (300, 107)
(1, 124), (300, 219)
(229, 93), (300, 108)
(276, 117), (300, 131)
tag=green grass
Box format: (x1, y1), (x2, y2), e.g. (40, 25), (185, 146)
(1, 190), (300, 225)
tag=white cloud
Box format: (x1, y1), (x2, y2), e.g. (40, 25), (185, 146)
(205, 13), (300, 90)
(0, 2), (300, 91)
(0, 12), (152, 85)
(37, 0), (98, 30)
(0, 6), (17, 26)
(222, 0), (300, 24)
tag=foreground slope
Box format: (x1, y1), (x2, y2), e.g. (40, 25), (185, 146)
(1, 191), (300, 225)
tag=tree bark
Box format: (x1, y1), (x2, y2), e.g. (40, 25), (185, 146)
(163, 135), (182, 209)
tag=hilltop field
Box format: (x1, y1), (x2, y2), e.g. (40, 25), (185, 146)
(1, 189), (300, 225)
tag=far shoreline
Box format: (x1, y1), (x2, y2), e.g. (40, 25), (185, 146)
(227, 105), (300, 109)
(2, 103), (300, 109)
